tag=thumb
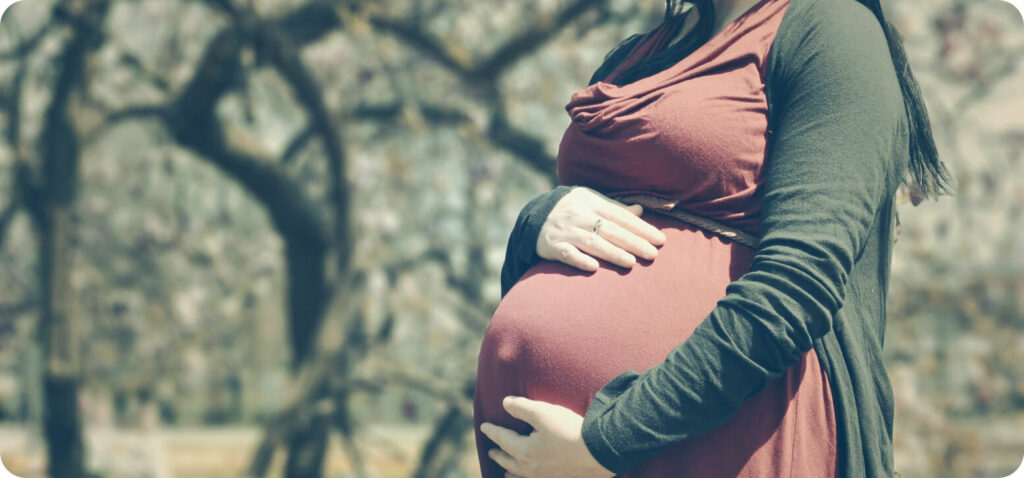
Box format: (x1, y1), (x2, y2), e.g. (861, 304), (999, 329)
(503, 396), (542, 427)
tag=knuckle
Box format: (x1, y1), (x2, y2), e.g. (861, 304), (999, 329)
(558, 246), (573, 260)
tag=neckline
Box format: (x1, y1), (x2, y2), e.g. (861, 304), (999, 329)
(602, 11), (692, 85)
(588, 0), (776, 97)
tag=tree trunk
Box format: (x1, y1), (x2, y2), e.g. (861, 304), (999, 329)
(38, 207), (87, 477)
(162, 23), (337, 478)
(283, 417), (329, 478)
(282, 240), (330, 476)
(26, 1), (109, 476)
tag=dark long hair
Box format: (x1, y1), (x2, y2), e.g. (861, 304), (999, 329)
(589, 0), (954, 201)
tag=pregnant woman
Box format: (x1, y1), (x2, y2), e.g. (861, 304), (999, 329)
(474, 0), (952, 477)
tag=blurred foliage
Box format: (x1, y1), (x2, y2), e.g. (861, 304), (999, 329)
(0, 0), (1020, 477)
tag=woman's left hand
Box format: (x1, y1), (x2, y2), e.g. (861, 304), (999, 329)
(480, 396), (616, 478)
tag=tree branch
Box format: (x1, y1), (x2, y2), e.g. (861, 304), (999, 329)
(0, 299), (38, 321)
(0, 16), (55, 61)
(351, 102), (473, 125)
(365, 0), (609, 82)
(351, 101), (558, 183)
(488, 106), (558, 184)
(253, 18), (353, 275)
(0, 197), (19, 250)
(281, 127), (315, 164)
(163, 29), (329, 244)
(472, 0), (606, 80)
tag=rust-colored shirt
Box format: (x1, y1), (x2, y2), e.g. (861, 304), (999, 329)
(498, 0), (908, 476)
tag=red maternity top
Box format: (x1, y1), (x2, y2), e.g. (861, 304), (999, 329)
(475, 0), (839, 476)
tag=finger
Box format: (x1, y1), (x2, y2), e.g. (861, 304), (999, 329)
(506, 474), (527, 478)
(596, 201), (668, 246)
(549, 242), (599, 272)
(601, 204), (667, 246)
(625, 203), (644, 216)
(593, 217), (660, 261)
(569, 228), (637, 269)
(502, 396), (544, 428)
(480, 422), (528, 458)
(489, 447), (527, 476)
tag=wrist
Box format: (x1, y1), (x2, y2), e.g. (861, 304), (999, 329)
(521, 185), (575, 259)
(581, 409), (625, 475)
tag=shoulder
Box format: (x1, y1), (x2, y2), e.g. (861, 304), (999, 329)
(767, 0), (903, 106)
(770, 0), (894, 74)
(775, 0), (888, 47)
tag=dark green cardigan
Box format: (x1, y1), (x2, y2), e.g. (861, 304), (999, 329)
(498, 0), (910, 476)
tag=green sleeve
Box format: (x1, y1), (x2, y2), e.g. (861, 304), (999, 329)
(580, 0), (909, 472)
(500, 185), (575, 297)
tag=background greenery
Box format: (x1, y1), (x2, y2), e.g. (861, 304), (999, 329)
(0, 0), (1021, 476)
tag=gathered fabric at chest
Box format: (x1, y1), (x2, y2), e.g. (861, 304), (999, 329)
(556, 0), (790, 235)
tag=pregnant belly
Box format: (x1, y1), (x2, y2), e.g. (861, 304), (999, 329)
(473, 213), (836, 477)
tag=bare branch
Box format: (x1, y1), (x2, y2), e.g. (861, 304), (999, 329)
(471, 0), (607, 80)
(2, 43), (31, 251)
(0, 16), (55, 61)
(351, 102), (473, 125)
(274, 1), (344, 47)
(0, 299), (37, 321)
(365, 14), (473, 77)
(281, 127), (315, 163)
(81, 104), (167, 144)
(411, 401), (474, 478)
(365, 0), (609, 82)
(255, 19), (353, 275)
(115, 51), (172, 93)
(162, 29), (329, 245)
(488, 107), (558, 184)
(351, 101), (558, 183)
(0, 196), (19, 250)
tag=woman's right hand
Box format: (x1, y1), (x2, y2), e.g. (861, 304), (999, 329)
(537, 186), (668, 272)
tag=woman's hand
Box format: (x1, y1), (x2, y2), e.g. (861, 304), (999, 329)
(480, 396), (615, 478)
(538, 186), (667, 271)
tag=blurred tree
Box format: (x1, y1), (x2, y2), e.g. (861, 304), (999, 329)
(13, 0), (110, 476)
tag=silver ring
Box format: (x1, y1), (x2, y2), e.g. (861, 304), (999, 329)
(592, 218), (603, 234)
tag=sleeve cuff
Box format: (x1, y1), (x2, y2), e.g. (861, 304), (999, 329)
(500, 185), (575, 296)
(581, 370), (644, 474)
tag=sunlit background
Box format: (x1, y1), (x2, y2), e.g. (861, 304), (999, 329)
(0, 0), (1021, 477)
